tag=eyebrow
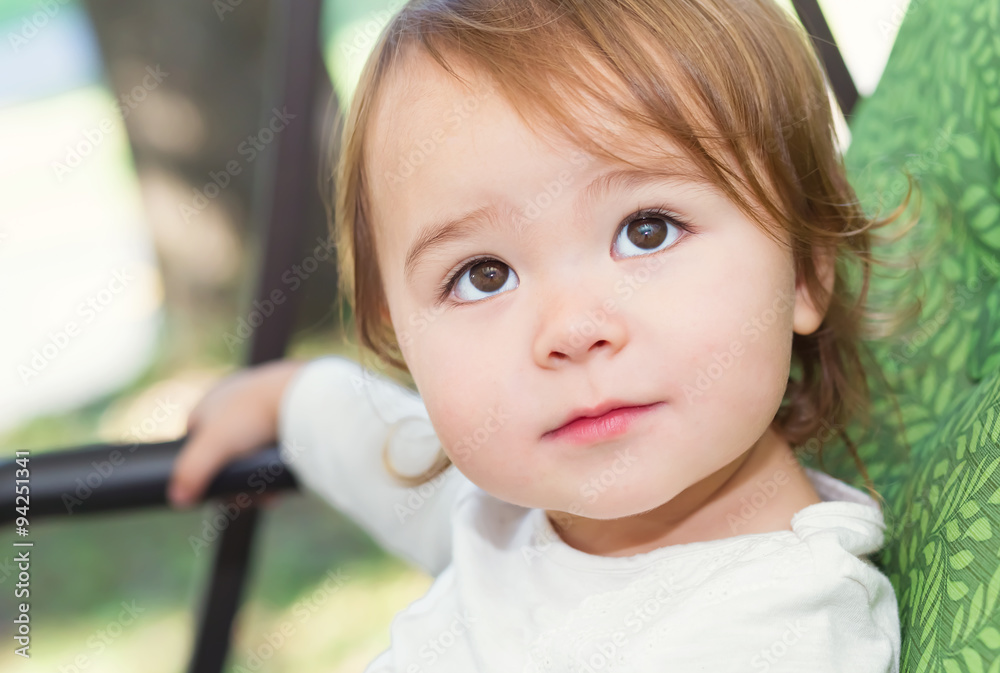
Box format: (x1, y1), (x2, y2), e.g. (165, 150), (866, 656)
(402, 165), (705, 282)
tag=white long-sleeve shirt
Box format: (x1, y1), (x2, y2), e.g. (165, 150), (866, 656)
(278, 356), (901, 672)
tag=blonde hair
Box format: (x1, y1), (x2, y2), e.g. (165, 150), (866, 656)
(325, 0), (922, 500)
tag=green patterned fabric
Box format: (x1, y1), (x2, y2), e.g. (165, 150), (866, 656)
(805, 1), (1000, 670)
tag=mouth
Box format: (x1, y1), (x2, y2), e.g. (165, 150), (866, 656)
(542, 400), (664, 445)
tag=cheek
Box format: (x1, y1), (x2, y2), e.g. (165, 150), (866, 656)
(412, 324), (511, 459)
(411, 317), (545, 500)
(665, 253), (794, 434)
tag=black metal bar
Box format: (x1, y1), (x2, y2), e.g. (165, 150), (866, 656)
(791, 0), (860, 118)
(189, 507), (260, 673)
(187, 0), (327, 670)
(0, 441), (297, 522)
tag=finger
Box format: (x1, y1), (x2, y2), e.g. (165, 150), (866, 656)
(167, 432), (233, 508)
(185, 404), (206, 434)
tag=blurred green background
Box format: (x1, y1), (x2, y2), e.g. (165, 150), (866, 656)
(0, 0), (909, 671)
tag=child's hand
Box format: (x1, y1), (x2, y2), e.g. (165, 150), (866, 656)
(167, 359), (307, 508)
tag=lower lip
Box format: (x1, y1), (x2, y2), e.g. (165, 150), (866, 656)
(544, 403), (663, 445)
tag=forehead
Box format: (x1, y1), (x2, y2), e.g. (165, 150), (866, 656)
(364, 49), (699, 241)
(366, 52), (563, 217)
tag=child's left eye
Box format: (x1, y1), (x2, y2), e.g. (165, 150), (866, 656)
(612, 209), (688, 258)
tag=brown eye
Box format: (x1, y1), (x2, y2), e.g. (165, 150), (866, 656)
(452, 258), (519, 302)
(469, 260), (508, 292)
(614, 210), (683, 258)
(628, 218), (667, 249)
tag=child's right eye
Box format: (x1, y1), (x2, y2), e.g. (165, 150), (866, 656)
(444, 257), (519, 303)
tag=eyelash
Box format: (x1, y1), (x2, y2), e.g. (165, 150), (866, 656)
(435, 206), (696, 303)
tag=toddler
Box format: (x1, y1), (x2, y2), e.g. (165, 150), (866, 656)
(170, 0), (908, 669)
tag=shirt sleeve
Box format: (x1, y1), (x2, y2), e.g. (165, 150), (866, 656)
(809, 561), (901, 673)
(689, 553), (900, 673)
(780, 539), (901, 673)
(276, 355), (473, 577)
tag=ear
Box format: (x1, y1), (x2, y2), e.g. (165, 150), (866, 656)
(792, 244), (836, 336)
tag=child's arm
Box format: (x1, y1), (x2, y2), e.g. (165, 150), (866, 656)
(169, 357), (469, 577)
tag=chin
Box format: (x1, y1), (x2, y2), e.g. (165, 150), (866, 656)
(560, 494), (673, 521)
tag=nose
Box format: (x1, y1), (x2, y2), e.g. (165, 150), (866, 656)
(532, 281), (629, 368)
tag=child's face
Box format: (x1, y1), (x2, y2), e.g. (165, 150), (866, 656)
(367, 52), (827, 520)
